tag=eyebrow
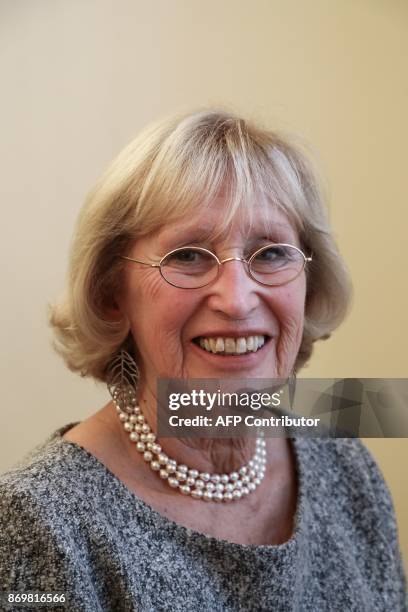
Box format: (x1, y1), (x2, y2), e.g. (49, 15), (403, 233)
(162, 222), (294, 240)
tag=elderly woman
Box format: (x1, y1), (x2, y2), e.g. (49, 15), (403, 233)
(0, 110), (406, 611)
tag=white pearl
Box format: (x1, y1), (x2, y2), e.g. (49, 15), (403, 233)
(117, 404), (268, 504)
(203, 490), (213, 501)
(191, 489), (203, 499)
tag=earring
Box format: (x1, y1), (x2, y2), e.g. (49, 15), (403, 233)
(288, 370), (297, 411)
(106, 350), (140, 415)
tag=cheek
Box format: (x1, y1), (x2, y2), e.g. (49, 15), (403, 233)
(272, 283), (306, 344)
(122, 270), (198, 349)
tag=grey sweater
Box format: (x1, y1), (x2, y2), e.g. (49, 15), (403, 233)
(0, 424), (406, 612)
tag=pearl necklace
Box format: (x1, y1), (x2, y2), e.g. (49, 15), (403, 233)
(116, 403), (267, 502)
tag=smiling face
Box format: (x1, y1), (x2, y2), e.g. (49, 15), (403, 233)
(117, 198), (306, 394)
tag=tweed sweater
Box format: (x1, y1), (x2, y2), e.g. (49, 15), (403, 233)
(0, 424), (406, 612)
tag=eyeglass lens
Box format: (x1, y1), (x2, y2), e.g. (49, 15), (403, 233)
(160, 245), (305, 288)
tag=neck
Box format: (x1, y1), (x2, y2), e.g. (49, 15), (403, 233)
(138, 383), (257, 474)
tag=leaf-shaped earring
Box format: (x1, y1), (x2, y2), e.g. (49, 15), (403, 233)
(106, 350), (140, 415)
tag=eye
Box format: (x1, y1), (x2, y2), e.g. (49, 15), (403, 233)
(170, 248), (203, 264)
(254, 245), (290, 261)
(163, 248), (216, 272)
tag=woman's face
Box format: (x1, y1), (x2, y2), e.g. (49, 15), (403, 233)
(117, 199), (306, 391)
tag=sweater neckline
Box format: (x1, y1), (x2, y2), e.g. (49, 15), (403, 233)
(51, 422), (307, 554)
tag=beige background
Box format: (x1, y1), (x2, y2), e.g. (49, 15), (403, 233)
(1, 0), (407, 571)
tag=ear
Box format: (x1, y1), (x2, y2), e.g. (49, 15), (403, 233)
(101, 295), (125, 322)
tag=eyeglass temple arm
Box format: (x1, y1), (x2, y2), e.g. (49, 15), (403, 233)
(121, 256), (160, 268)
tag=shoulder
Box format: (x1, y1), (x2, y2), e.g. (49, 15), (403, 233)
(298, 436), (397, 521)
(296, 436), (407, 602)
(0, 433), (109, 535)
(0, 432), (115, 597)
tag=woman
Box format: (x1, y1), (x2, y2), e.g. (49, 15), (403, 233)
(0, 110), (406, 611)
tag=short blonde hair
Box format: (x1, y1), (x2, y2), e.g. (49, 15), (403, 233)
(50, 109), (352, 381)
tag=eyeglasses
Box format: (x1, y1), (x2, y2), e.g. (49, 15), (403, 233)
(121, 243), (312, 289)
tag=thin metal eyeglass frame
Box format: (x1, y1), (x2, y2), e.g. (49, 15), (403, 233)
(121, 243), (313, 289)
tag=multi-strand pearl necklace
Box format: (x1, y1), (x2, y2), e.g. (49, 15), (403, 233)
(116, 403), (267, 502)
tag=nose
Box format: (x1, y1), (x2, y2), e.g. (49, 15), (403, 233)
(206, 258), (260, 319)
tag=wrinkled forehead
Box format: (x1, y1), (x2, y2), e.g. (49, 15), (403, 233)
(154, 197), (300, 249)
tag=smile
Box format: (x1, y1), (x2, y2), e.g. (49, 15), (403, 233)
(194, 335), (268, 356)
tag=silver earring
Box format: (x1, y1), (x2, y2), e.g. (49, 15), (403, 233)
(106, 350), (140, 415)
(288, 370), (297, 411)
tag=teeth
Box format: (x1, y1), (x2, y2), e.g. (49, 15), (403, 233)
(236, 338), (246, 354)
(198, 335), (266, 355)
(246, 336), (255, 351)
(224, 338), (236, 353)
(215, 338), (225, 352)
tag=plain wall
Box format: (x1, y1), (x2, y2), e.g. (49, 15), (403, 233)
(1, 0), (407, 571)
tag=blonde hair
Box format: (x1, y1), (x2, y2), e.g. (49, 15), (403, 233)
(50, 109), (352, 381)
